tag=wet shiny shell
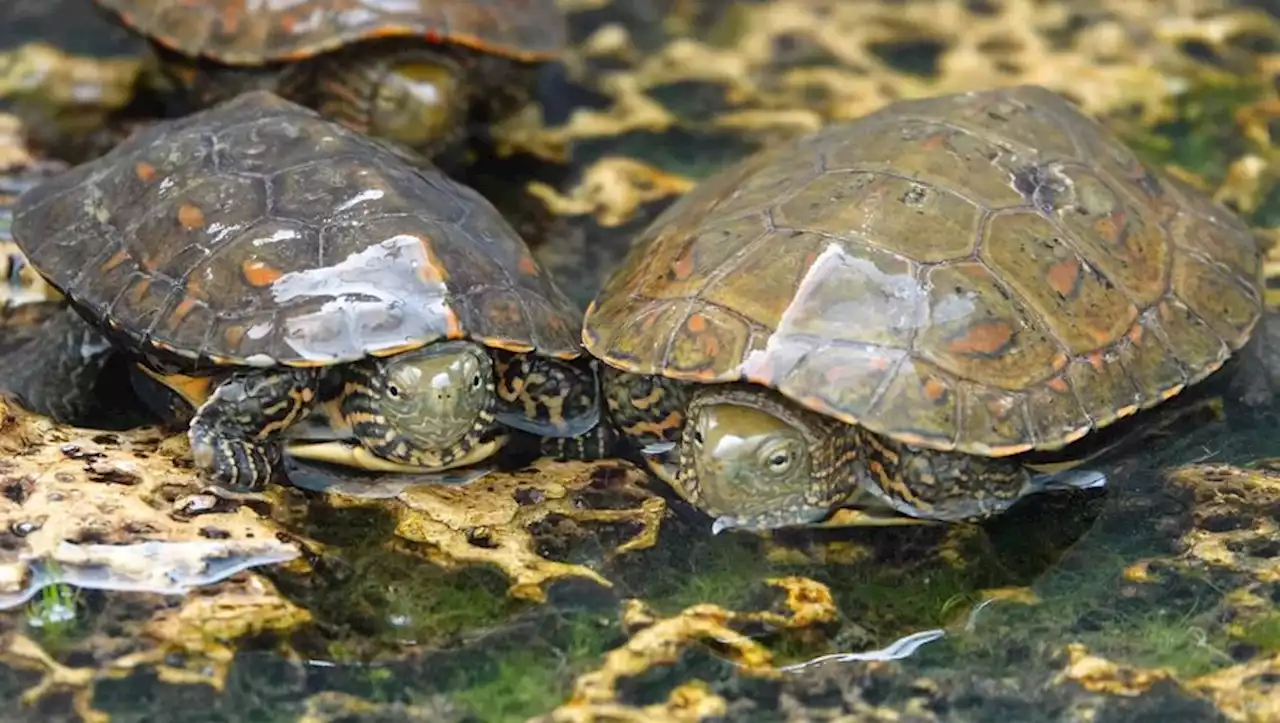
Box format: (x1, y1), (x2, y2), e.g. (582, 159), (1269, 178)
(13, 90), (583, 370)
(584, 85), (1262, 457)
(95, 0), (566, 65)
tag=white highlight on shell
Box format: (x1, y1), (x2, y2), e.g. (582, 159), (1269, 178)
(250, 227), (300, 246)
(335, 189), (385, 213)
(268, 232), (451, 363)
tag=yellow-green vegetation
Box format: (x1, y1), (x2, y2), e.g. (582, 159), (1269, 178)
(24, 566), (82, 655)
(1236, 614), (1280, 653)
(1122, 76), (1268, 185)
(266, 504), (517, 659)
(4, 0), (1280, 719)
(450, 617), (613, 723)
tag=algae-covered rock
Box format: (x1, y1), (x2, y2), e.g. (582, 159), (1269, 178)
(3, 573), (312, 723)
(0, 397), (300, 609)
(540, 576), (838, 722)
(287, 458), (668, 603)
(1, 0), (1279, 721)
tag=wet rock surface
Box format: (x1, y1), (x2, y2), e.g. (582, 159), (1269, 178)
(1, 0), (1280, 721)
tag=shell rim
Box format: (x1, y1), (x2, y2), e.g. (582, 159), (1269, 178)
(104, 4), (565, 64)
(580, 299), (1262, 458)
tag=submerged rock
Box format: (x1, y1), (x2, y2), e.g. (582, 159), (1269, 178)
(286, 457), (668, 603)
(0, 397), (300, 609)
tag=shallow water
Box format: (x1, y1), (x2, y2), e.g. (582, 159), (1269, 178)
(2, 1), (1280, 721)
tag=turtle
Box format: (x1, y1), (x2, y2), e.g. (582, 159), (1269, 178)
(11, 90), (601, 491)
(92, 0), (567, 165)
(581, 84), (1263, 533)
(0, 112), (119, 423)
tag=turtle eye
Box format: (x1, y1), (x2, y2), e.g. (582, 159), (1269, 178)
(760, 441), (797, 476)
(691, 429), (704, 446)
(767, 451), (792, 473)
(471, 372), (483, 389)
(387, 384), (401, 398)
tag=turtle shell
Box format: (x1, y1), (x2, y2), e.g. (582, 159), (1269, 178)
(94, 0), (566, 66)
(13, 90), (583, 372)
(583, 85), (1262, 457)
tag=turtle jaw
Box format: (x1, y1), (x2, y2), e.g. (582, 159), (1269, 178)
(285, 434), (507, 473)
(677, 384), (860, 532)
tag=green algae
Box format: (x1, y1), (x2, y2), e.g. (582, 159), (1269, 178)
(449, 616), (612, 723)
(1123, 76), (1266, 184)
(1236, 614), (1280, 653)
(265, 502), (520, 660)
(23, 578), (82, 657)
(4, 1), (1280, 720)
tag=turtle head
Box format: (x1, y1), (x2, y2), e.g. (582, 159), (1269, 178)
(678, 384), (858, 533)
(372, 340), (495, 451)
(369, 54), (465, 158)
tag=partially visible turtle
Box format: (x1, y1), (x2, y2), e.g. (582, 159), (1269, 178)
(93, 0), (567, 164)
(13, 90), (600, 491)
(0, 112), (116, 423)
(582, 85), (1263, 532)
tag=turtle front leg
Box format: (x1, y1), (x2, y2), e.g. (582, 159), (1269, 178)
(598, 366), (691, 483)
(854, 429), (1033, 522)
(299, 45), (469, 164)
(494, 352), (603, 438)
(188, 367), (322, 491)
(539, 421), (624, 462)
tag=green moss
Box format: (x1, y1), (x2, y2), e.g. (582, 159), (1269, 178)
(1236, 614), (1280, 653)
(266, 504), (518, 659)
(448, 616), (612, 722)
(1121, 76), (1267, 187)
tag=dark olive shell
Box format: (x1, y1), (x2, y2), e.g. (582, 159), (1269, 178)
(13, 90), (583, 370)
(95, 0), (566, 65)
(584, 85), (1262, 456)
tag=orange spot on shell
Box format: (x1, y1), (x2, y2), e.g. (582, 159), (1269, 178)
(923, 377), (947, 402)
(167, 297), (199, 329)
(241, 260), (283, 287)
(1047, 376), (1070, 393)
(1093, 210), (1126, 244)
(101, 249), (130, 272)
(1088, 307), (1136, 345)
(1127, 322), (1144, 344)
(686, 314), (707, 333)
(672, 250), (695, 280)
(127, 278), (151, 304)
(219, 2), (243, 32)
(177, 203), (205, 230)
(868, 353), (893, 372)
(1047, 258), (1082, 297)
(224, 325), (246, 348)
(134, 162), (156, 182)
(946, 320), (1015, 357)
(1086, 351), (1105, 371)
(986, 396), (1015, 417)
(1050, 352), (1070, 372)
(921, 133), (947, 150)
(518, 254), (538, 276)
